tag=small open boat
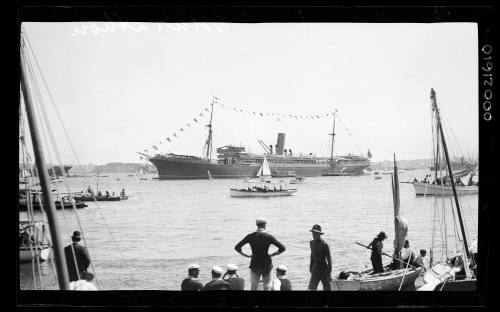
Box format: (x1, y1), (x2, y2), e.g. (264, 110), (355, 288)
(331, 267), (422, 291)
(19, 221), (52, 263)
(230, 188), (297, 197)
(413, 181), (478, 196)
(73, 194), (126, 202)
(18, 198), (87, 211)
(289, 176), (305, 184)
(230, 179), (297, 198)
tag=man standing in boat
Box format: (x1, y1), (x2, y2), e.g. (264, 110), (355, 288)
(64, 231), (91, 282)
(308, 224), (332, 291)
(234, 217), (286, 290)
(367, 231), (387, 274)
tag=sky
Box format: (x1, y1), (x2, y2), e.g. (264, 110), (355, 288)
(20, 22), (478, 165)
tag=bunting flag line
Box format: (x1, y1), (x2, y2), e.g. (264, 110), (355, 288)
(143, 99), (365, 156)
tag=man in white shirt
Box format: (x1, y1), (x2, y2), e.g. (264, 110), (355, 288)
(401, 240), (416, 266)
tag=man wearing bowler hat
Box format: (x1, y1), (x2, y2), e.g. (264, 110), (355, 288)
(181, 264), (204, 291)
(64, 231), (91, 282)
(234, 217), (286, 290)
(308, 224), (332, 291)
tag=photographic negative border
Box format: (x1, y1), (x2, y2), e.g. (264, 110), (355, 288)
(16, 2), (494, 308)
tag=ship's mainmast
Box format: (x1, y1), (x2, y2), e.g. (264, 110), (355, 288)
(205, 97), (215, 161)
(329, 113), (336, 168)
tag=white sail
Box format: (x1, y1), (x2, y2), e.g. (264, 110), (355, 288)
(261, 157), (272, 177)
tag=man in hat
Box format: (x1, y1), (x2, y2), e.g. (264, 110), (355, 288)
(234, 217), (286, 290)
(271, 264), (292, 291)
(308, 224), (332, 291)
(222, 263), (245, 290)
(204, 266), (232, 290)
(181, 264), (204, 291)
(64, 231), (92, 282)
(367, 231), (387, 274)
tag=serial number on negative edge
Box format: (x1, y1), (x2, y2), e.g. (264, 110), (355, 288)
(481, 44), (493, 121)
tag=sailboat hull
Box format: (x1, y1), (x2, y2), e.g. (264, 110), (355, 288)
(19, 246), (52, 263)
(413, 182), (478, 196)
(331, 268), (422, 291)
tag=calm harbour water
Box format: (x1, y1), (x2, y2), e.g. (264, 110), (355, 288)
(19, 169), (478, 290)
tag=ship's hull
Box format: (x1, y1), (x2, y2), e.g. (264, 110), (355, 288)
(149, 157), (370, 180)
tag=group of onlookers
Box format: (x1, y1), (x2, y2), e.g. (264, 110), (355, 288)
(181, 263), (291, 291)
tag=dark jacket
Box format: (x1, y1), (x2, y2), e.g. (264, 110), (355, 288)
(235, 230), (286, 270)
(64, 242), (91, 282)
(181, 278), (204, 291)
(204, 279), (232, 290)
(368, 238), (383, 260)
(226, 276), (245, 290)
(279, 278), (292, 291)
(309, 239), (332, 274)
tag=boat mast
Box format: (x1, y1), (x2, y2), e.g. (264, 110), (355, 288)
(391, 153), (402, 268)
(329, 114), (336, 168)
(430, 88), (470, 259)
(20, 40), (70, 290)
(206, 97), (215, 161)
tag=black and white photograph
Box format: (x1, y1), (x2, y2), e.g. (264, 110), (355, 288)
(17, 4), (493, 308)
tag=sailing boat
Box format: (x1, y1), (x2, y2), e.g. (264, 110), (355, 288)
(257, 156), (272, 181)
(417, 89), (477, 291)
(20, 33), (72, 290)
(20, 29), (102, 291)
(412, 93), (478, 196)
(330, 154), (422, 290)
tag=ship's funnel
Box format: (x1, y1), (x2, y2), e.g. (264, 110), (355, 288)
(276, 133), (286, 155)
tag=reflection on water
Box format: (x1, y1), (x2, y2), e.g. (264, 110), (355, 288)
(19, 169), (478, 290)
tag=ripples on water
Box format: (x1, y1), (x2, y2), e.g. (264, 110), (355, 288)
(19, 169), (478, 290)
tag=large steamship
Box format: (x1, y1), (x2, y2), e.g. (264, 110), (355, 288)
(144, 99), (371, 180)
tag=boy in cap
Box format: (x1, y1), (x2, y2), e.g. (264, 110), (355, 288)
(181, 264), (204, 291)
(367, 231), (387, 274)
(234, 217), (286, 290)
(222, 263), (245, 290)
(64, 231), (91, 282)
(308, 224), (332, 291)
(271, 265), (292, 291)
(204, 266), (232, 290)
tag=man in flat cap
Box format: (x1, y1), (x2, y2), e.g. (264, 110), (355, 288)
(234, 217), (286, 290)
(367, 231), (387, 274)
(308, 224), (332, 291)
(223, 263), (245, 290)
(64, 231), (91, 282)
(181, 264), (204, 291)
(204, 266), (232, 290)
(271, 264), (292, 291)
